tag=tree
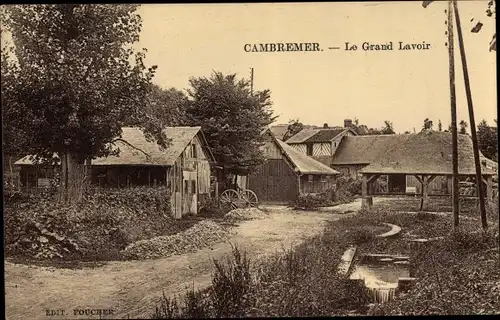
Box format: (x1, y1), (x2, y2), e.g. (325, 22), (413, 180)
(422, 118), (433, 131)
(348, 119), (395, 135)
(381, 120), (395, 134)
(477, 119), (498, 161)
(459, 120), (468, 134)
(282, 119), (304, 141)
(1, 39), (31, 184)
(3, 5), (164, 204)
(142, 84), (189, 127)
(184, 71), (276, 189)
(438, 119), (443, 132)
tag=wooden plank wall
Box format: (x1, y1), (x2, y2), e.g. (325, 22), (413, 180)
(248, 159), (298, 203)
(406, 175), (451, 195)
(300, 175), (335, 194)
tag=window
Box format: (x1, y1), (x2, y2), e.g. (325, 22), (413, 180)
(191, 144), (197, 158)
(191, 180), (196, 193)
(308, 175), (314, 182)
(334, 142), (337, 147)
(306, 143), (313, 156)
(184, 180), (189, 194)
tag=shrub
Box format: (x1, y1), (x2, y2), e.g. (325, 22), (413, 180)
(295, 193), (332, 210)
(4, 198), (81, 260)
(4, 186), (183, 261)
(198, 198), (224, 218)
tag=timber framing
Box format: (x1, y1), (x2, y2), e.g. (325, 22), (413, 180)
(360, 172), (495, 211)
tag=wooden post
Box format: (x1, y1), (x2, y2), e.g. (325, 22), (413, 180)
(485, 175), (493, 204)
(447, 0), (460, 229)
(420, 175), (429, 211)
(361, 174), (370, 210)
(297, 174), (302, 199)
(453, 0), (487, 229)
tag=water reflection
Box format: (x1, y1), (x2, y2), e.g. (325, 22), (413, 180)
(349, 257), (411, 303)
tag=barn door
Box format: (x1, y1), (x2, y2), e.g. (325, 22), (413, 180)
(182, 170), (198, 215)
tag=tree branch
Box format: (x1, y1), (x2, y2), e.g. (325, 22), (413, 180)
(111, 138), (152, 161)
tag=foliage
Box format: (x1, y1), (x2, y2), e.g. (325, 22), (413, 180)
(422, 118), (433, 131)
(153, 225), (371, 318)
(3, 186), (186, 261)
(282, 118), (304, 141)
(2, 5), (165, 203)
(459, 120), (468, 134)
(295, 193), (333, 210)
(141, 84), (189, 127)
(381, 120), (395, 134)
(198, 198), (224, 218)
(335, 175), (362, 200)
(184, 71), (276, 182)
(210, 245), (253, 318)
(348, 119), (394, 135)
(477, 119), (498, 161)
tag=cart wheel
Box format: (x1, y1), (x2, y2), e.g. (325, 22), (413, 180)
(219, 189), (240, 213)
(242, 189), (259, 208)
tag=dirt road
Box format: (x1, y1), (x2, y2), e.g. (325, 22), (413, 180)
(5, 200), (370, 320)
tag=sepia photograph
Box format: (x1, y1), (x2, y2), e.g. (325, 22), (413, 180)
(1, 1), (498, 319)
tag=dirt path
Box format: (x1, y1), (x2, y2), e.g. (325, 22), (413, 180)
(5, 199), (374, 320)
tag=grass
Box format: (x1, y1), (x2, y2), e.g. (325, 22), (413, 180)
(153, 196), (499, 317)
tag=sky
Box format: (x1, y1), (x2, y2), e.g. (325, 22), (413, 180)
(135, 1), (497, 134)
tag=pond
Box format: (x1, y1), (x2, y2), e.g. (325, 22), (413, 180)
(349, 254), (411, 303)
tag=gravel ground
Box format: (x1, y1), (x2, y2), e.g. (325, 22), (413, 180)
(224, 207), (269, 221)
(122, 220), (232, 260)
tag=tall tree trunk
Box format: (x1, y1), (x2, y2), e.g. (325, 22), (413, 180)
(59, 152), (88, 205)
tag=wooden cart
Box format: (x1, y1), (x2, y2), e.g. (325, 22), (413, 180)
(219, 185), (259, 213)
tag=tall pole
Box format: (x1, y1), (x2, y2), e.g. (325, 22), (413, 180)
(453, 0), (488, 230)
(250, 67), (254, 95)
(447, 0), (460, 229)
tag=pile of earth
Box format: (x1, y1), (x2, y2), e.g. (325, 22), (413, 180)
(121, 220), (231, 260)
(224, 208), (269, 221)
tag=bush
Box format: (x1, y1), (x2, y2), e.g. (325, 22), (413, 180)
(334, 175), (362, 204)
(295, 193), (332, 210)
(4, 198), (80, 260)
(4, 186), (185, 261)
(198, 198), (224, 218)
(153, 221), (372, 318)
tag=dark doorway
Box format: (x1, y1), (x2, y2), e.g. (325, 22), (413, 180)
(388, 174), (406, 193)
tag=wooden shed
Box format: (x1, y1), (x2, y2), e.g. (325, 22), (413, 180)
(352, 131), (496, 210)
(15, 126), (216, 219)
(241, 129), (339, 204)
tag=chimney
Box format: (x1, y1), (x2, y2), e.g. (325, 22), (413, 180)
(344, 119), (353, 128)
(323, 123), (328, 128)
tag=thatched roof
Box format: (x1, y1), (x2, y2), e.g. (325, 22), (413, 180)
(92, 127), (214, 166)
(15, 127), (215, 167)
(332, 131), (495, 175)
